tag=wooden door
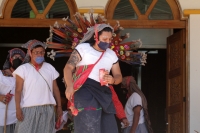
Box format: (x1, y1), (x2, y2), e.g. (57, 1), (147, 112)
(166, 29), (186, 133)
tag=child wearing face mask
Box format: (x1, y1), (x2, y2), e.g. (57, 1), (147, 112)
(0, 48), (25, 133)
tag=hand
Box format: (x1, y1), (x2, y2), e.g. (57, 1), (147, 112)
(16, 108), (24, 121)
(56, 106), (63, 118)
(65, 87), (74, 101)
(0, 93), (13, 104)
(103, 70), (115, 84)
(122, 118), (129, 127)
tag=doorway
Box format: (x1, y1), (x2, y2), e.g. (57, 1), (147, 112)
(0, 27), (185, 133)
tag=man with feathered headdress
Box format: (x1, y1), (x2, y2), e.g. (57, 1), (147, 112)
(13, 40), (62, 133)
(0, 48), (25, 133)
(64, 23), (129, 133)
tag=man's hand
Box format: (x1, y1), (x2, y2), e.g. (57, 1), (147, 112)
(56, 106), (63, 118)
(103, 70), (115, 84)
(16, 108), (23, 121)
(122, 118), (130, 127)
(0, 93), (13, 104)
(65, 87), (74, 101)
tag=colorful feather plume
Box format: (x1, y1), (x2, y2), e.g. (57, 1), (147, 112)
(46, 10), (147, 66)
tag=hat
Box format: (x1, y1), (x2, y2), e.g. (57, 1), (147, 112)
(22, 39), (46, 64)
(3, 48), (25, 70)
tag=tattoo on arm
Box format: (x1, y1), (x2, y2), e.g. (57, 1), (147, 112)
(67, 50), (80, 67)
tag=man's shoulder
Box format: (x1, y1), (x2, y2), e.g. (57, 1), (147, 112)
(106, 48), (115, 53)
(43, 62), (56, 69)
(130, 92), (141, 100)
(43, 62), (51, 65)
(75, 43), (90, 49)
(17, 63), (30, 69)
(106, 48), (118, 58)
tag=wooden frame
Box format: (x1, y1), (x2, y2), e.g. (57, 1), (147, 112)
(0, 0), (8, 18)
(27, 0), (55, 19)
(106, 19), (185, 28)
(0, 0), (78, 27)
(0, 0), (186, 28)
(105, 0), (186, 28)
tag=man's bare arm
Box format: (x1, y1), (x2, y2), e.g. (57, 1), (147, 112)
(64, 50), (81, 100)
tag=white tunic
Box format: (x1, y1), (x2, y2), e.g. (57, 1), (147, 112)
(75, 43), (118, 82)
(13, 62), (59, 108)
(0, 71), (17, 126)
(125, 92), (145, 127)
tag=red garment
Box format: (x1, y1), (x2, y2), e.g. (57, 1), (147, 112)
(67, 86), (126, 120)
(68, 52), (104, 115)
(68, 51), (126, 119)
(109, 86), (126, 120)
(73, 64), (94, 90)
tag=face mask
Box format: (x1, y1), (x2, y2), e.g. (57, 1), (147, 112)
(12, 58), (22, 69)
(98, 41), (110, 50)
(35, 57), (44, 64)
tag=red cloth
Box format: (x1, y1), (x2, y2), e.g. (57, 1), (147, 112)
(109, 86), (126, 120)
(68, 52), (105, 115)
(68, 84), (126, 119)
(73, 64), (94, 90)
(68, 51), (126, 118)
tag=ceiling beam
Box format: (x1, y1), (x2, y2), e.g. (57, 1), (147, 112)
(107, 20), (186, 28)
(0, 18), (186, 28)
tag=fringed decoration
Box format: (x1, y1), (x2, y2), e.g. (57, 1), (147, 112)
(46, 11), (147, 66)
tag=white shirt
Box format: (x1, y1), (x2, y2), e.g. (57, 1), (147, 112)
(124, 92), (145, 127)
(13, 62), (59, 108)
(75, 43), (118, 82)
(0, 71), (17, 126)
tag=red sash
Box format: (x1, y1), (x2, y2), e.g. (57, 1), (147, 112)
(73, 52), (104, 91)
(68, 52), (104, 115)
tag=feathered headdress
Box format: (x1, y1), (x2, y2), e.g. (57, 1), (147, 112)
(46, 10), (147, 66)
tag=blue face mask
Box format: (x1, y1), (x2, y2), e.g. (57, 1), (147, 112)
(98, 41), (110, 50)
(35, 57), (44, 64)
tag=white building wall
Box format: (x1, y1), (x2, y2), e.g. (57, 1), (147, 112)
(178, 0), (200, 10)
(178, 1), (200, 133)
(122, 29), (172, 48)
(188, 14), (200, 133)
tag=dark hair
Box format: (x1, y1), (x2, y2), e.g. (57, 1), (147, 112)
(85, 27), (113, 46)
(31, 45), (45, 52)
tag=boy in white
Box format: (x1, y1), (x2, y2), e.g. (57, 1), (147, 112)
(121, 76), (153, 133)
(123, 92), (147, 133)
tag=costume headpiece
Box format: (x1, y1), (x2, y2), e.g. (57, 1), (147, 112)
(81, 24), (114, 43)
(21, 39), (46, 63)
(46, 11), (147, 66)
(3, 48), (25, 70)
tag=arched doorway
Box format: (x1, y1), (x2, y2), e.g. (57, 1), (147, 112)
(105, 0), (187, 133)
